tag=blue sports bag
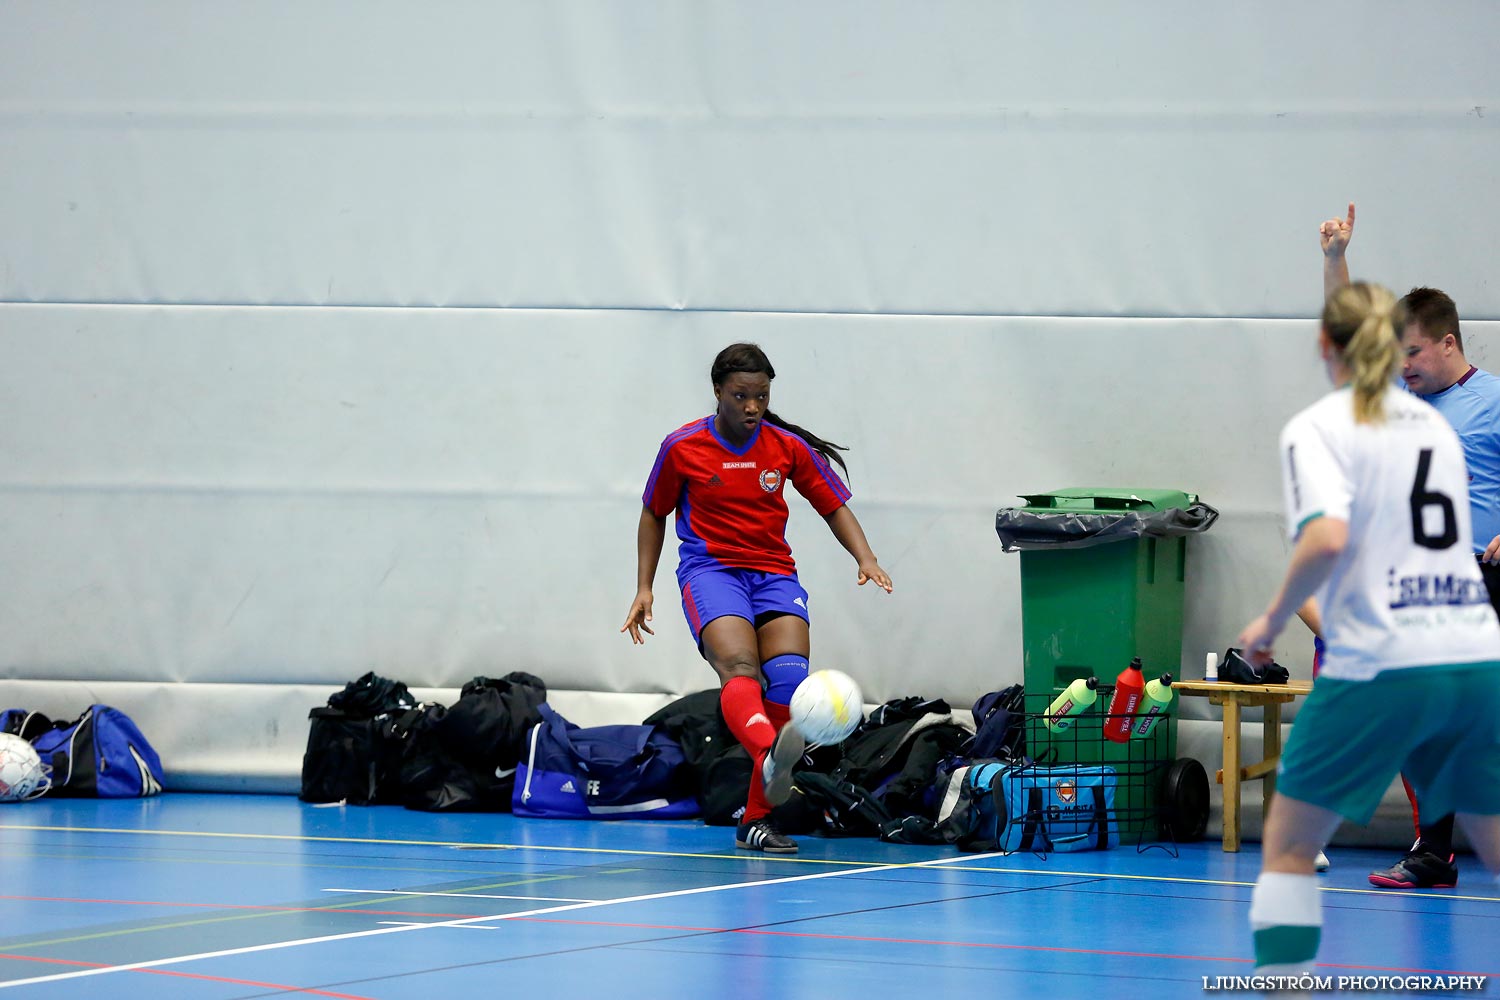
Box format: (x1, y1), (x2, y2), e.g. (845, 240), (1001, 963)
(29, 705), (165, 798)
(514, 704), (698, 819)
(939, 759), (1117, 853)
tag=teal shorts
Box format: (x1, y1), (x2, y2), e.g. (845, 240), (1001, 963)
(1277, 662), (1500, 825)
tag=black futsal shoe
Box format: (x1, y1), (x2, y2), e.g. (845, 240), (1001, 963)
(1368, 850), (1458, 889)
(736, 817), (798, 854)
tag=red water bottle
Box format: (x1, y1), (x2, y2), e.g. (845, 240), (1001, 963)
(1103, 657), (1145, 743)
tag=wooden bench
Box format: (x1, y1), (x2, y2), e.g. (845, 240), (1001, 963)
(1170, 679), (1314, 852)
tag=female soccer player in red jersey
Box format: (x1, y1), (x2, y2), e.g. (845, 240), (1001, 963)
(622, 343), (892, 853)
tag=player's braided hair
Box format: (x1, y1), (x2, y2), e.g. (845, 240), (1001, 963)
(711, 343), (850, 476)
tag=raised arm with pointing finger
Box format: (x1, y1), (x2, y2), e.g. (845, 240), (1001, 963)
(1319, 202), (1354, 299)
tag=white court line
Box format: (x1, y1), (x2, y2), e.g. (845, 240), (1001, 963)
(322, 888), (594, 903)
(0, 851), (1007, 989)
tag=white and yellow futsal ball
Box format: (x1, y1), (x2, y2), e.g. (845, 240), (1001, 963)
(789, 669), (864, 746)
(0, 733), (50, 802)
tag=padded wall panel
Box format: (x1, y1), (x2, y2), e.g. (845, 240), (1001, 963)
(10, 305), (1491, 715)
(2, 2), (1497, 317)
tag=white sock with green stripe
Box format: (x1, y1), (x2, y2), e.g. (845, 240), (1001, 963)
(1249, 872), (1321, 975)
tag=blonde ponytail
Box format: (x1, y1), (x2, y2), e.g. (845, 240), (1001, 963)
(1322, 282), (1401, 423)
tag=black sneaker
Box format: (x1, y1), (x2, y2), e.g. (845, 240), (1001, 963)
(735, 817), (798, 854)
(1368, 850), (1458, 889)
(761, 725), (806, 807)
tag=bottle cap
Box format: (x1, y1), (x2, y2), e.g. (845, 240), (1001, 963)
(1160, 672), (1173, 685)
(1085, 676), (1098, 689)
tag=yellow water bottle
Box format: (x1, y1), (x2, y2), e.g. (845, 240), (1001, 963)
(1130, 673), (1175, 740)
(1044, 676), (1098, 733)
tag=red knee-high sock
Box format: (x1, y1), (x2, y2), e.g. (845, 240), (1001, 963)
(765, 700), (791, 730)
(721, 676), (776, 822)
(1401, 775), (1421, 846)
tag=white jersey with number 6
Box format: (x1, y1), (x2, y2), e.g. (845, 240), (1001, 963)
(1282, 385), (1500, 681)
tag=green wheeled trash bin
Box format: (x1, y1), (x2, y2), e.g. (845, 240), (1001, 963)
(995, 488), (1218, 840)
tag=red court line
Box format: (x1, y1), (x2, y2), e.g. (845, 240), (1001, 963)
(740, 928), (1494, 978)
(512, 917), (1494, 978)
(0, 894), (479, 919)
(0, 953), (372, 999)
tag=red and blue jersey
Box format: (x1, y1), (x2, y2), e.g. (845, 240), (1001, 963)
(642, 416), (852, 585)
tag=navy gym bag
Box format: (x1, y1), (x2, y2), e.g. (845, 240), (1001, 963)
(514, 704), (697, 819)
(29, 705), (165, 798)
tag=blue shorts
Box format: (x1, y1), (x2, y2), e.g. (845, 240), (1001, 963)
(1278, 662), (1500, 824)
(680, 568), (810, 646)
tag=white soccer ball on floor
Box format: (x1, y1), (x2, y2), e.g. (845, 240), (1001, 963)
(790, 669), (864, 746)
(0, 733), (50, 803)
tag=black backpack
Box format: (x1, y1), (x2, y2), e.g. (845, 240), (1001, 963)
(643, 690), (747, 825)
(400, 672), (548, 812)
(835, 697), (972, 810)
(327, 672), (416, 717)
(967, 684), (1027, 761)
(300, 701), (428, 806)
(300, 672), (423, 805)
(779, 772), (895, 837)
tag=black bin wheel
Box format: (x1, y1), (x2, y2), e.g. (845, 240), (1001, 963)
(1158, 757), (1210, 842)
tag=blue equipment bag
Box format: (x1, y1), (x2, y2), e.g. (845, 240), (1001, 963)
(1, 709), (53, 742)
(939, 759), (1117, 853)
(30, 705), (165, 798)
(514, 704), (698, 819)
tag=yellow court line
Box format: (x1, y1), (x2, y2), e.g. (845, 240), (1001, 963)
(0, 823), (884, 867)
(2, 849), (591, 878)
(7, 824), (1493, 900)
(929, 862), (1500, 902)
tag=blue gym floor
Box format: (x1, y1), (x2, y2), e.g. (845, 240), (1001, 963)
(0, 795), (1494, 999)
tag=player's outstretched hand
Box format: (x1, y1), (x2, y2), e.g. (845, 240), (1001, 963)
(1235, 613), (1279, 668)
(620, 590), (656, 644)
(857, 560), (893, 593)
(1319, 202), (1355, 257)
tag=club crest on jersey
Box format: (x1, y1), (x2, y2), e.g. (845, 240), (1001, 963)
(758, 468), (783, 493)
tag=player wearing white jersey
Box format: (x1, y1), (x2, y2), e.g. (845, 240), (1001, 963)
(1236, 282), (1500, 979)
(1283, 387), (1498, 681)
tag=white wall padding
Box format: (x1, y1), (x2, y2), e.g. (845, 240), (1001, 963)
(7, 303), (1498, 780)
(2, 2), (1498, 317)
(2, 302), (1355, 702)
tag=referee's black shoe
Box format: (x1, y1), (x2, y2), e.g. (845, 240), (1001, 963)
(1368, 849), (1458, 889)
